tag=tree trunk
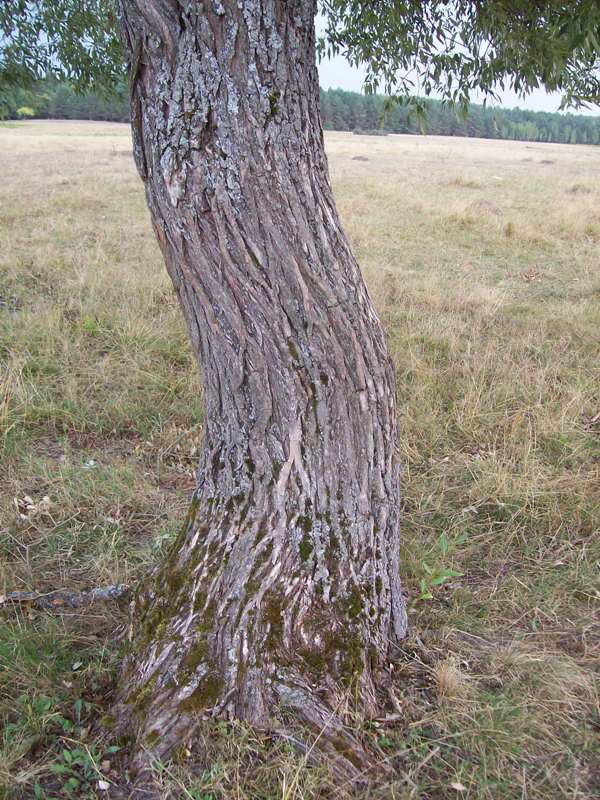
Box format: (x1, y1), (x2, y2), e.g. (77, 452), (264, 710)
(116, 0), (407, 769)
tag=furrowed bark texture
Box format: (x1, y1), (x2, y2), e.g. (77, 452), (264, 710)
(117, 0), (407, 764)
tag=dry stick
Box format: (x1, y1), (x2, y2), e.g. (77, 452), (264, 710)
(0, 584), (130, 610)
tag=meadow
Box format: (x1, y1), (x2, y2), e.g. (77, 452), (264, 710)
(0, 120), (599, 799)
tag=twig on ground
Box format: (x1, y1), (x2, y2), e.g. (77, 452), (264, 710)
(0, 584), (130, 610)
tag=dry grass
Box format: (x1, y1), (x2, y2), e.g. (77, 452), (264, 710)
(1, 121), (599, 799)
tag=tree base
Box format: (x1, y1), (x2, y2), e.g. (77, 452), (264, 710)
(113, 665), (397, 780)
(111, 678), (400, 796)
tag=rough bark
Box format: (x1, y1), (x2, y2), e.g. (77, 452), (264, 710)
(115, 0), (407, 769)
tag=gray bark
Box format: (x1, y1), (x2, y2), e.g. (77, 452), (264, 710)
(116, 0), (407, 768)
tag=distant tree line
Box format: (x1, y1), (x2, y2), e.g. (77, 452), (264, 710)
(320, 88), (600, 145)
(1, 80), (599, 145)
(0, 79), (129, 122)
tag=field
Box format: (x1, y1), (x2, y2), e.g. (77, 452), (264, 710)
(1, 120), (599, 799)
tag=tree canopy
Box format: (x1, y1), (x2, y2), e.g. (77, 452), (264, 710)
(320, 1), (600, 110)
(2, 1), (599, 110)
(0, 1), (122, 89)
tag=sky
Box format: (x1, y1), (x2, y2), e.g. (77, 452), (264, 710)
(317, 48), (600, 117)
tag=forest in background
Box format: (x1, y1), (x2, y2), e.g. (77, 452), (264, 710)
(320, 88), (600, 144)
(0, 80), (129, 123)
(1, 79), (599, 145)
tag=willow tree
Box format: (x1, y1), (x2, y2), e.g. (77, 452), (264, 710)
(2, 0), (599, 770)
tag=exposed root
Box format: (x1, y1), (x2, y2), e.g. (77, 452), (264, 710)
(274, 680), (393, 783)
(0, 584), (130, 610)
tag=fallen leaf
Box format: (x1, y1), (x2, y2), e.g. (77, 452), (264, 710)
(461, 506), (478, 515)
(521, 270), (543, 283)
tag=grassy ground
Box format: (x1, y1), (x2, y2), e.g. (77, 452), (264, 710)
(0, 120), (598, 799)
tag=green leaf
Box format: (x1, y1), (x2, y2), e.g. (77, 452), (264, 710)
(416, 591), (434, 601)
(49, 763), (70, 775)
(377, 735), (396, 749)
(430, 574), (452, 586)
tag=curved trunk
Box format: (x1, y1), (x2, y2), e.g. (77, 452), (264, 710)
(116, 0), (407, 766)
